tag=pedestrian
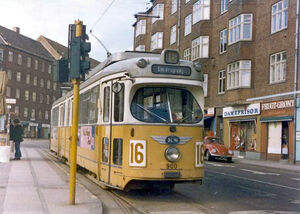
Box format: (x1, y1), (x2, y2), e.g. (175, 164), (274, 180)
(11, 118), (23, 160)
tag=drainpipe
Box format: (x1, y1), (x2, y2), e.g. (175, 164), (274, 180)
(177, 0), (181, 53)
(294, 0), (300, 164)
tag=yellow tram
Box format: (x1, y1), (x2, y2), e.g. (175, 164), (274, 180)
(50, 49), (205, 190)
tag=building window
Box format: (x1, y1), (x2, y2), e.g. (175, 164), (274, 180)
(40, 94), (43, 103)
(17, 54), (22, 65)
(270, 51), (286, 84)
(227, 60), (251, 89)
(203, 74), (208, 97)
(15, 106), (19, 115)
(221, 0), (228, 14)
(26, 74), (30, 84)
(271, 0), (288, 34)
(33, 76), (37, 86)
(0, 49), (3, 61)
(6, 86), (11, 97)
(184, 14), (192, 36)
(42, 62), (45, 72)
(27, 57), (31, 68)
(193, 0), (210, 24)
(136, 45), (145, 51)
(24, 107), (28, 117)
(218, 70), (226, 94)
(191, 36), (209, 60)
(229, 14), (253, 45)
(46, 95), (50, 104)
(45, 110), (49, 120)
(25, 90), (29, 101)
(40, 79), (44, 88)
(8, 51), (13, 62)
(31, 109), (35, 119)
(38, 110), (42, 119)
(7, 70), (12, 80)
(152, 4), (164, 23)
(53, 82), (57, 90)
(34, 60), (38, 70)
(47, 80), (51, 89)
(16, 89), (20, 99)
(170, 25), (177, 45)
(48, 65), (52, 74)
(220, 29), (227, 54)
(183, 48), (191, 61)
(16, 72), (21, 82)
(136, 19), (146, 37)
(171, 0), (177, 14)
(32, 92), (36, 102)
(151, 32), (163, 51)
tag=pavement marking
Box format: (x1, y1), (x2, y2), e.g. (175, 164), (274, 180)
(241, 169), (280, 176)
(206, 162), (235, 167)
(207, 170), (300, 192)
(291, 178), (300, 181)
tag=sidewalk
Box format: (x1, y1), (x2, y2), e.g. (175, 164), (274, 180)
(234, 157), (300, 173)
(0, 139), (102, 214)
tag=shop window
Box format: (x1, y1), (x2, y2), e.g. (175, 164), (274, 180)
(113, 138), (123, 166)
(102, 137), (109, 162)
(231, 121), (256, 152)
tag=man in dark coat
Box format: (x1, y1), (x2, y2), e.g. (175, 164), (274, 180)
(11, 118), (23, 160)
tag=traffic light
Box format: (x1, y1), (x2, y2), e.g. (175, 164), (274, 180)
(69, 24), (91, 81)
(53, 58), (69, 82)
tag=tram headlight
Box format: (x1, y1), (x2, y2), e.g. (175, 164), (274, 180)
(165, 146), (181, 162)
(136, 58), (147, 68)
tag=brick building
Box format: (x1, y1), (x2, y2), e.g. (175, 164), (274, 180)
(133, 0), (299, 162)
(0, 25), (60, 138)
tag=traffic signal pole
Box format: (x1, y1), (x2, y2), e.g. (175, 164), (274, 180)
(69, 20), (82, 205)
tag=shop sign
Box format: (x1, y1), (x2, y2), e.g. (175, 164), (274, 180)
(6, 98), (16, 104)
(262, 99), (294, 111)
(296, 132), (300, 141)
(42, 124), (50, 128)
(223, 104), (260, 118)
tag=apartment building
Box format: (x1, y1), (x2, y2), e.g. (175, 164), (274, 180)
(0, 25), (60, 138)
(133, 0), (299, 162)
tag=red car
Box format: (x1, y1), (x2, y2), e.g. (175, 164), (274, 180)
(204, 136), (233, 162)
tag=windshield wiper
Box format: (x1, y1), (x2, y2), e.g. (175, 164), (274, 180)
(135, 103), (169, 124)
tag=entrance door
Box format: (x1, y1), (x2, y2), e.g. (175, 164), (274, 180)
(268, 122), (282, 154)
(281, 121), (289, 159)
(100, 81), (112, 184)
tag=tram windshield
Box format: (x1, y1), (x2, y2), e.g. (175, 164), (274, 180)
(131, 87), (203, 124)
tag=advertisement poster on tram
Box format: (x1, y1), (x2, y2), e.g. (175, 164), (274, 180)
(79, 126), (95, 150)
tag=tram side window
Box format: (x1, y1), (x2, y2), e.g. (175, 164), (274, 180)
(103, 86), (110, 122)
(114, 83), (124, 122)
(113, 138), (123, 166)
(59, 104), (65, 127)
(79, 85), (99, 125)
(102, 137), (109, 162)
(51, 107), (59, 126)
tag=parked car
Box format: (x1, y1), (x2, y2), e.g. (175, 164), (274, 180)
(204, 136), (233, 162)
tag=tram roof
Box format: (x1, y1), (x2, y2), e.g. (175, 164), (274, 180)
(53, 50), (203, 107)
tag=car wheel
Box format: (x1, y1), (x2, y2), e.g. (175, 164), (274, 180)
(207, 151), (214, 161)
(227, 157), (232, 162)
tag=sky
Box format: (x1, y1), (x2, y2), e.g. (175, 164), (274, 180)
(0, 0), (151, 62)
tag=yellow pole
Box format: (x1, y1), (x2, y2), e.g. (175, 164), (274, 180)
(69, 20), (82, 205)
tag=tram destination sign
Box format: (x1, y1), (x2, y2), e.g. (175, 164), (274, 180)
(151, 64), (191, 76)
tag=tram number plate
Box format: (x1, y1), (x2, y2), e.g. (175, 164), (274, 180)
(166, 163), (177, 170)
(164, 171), (181, 178)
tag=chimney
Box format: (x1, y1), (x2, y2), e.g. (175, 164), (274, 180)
(12, 27), (20, 34)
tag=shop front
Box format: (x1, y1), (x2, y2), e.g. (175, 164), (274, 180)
(260, 99), (294, 162)
(204, 107), (215, 136)
(223, 103), (261, 159)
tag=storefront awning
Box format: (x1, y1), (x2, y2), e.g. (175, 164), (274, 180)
(229, 118), (257, 123)
(260, 116), (293, 123)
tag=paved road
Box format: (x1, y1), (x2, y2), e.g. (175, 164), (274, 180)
(33, 140), (300, 213)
